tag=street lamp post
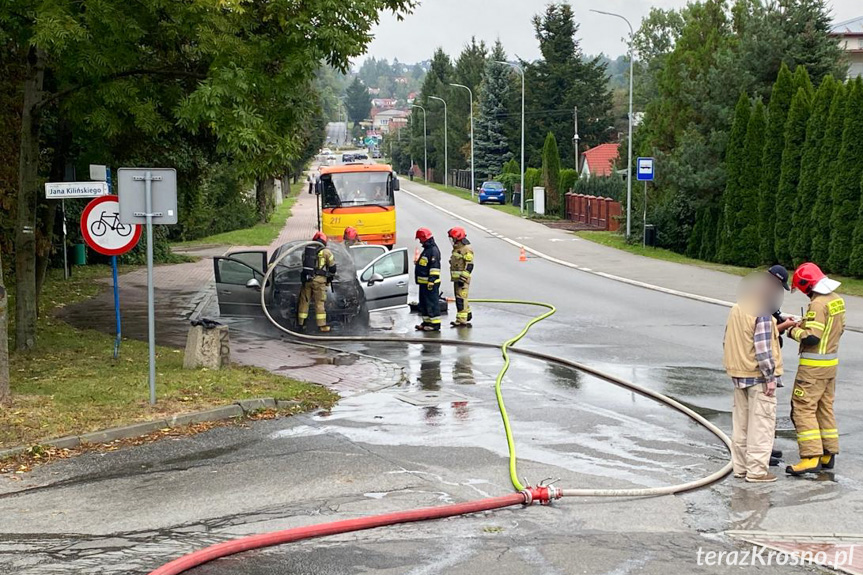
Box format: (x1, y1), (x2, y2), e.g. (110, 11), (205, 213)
(411, 104), (428, 181)
(450, 83), (475, 198)
(429, 96), (448, 187)
(572, 106), (580, 171)
(591, 9), (635, 239)
(494, 60), (525, 214)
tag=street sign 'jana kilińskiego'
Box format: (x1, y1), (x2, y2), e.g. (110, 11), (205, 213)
(80, 195), (142, 256)
(45, 181), (109, 199)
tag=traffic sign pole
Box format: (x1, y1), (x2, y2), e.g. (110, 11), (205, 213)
(144, 170), (157, 406)
(112, 256), (122, 359)
(636, 157), (656, 248)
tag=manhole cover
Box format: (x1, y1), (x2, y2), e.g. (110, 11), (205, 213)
(394, 390), (477, 407)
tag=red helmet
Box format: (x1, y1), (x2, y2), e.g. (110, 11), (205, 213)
(343, 227), (359, 241)
(792, 262), (826, 295)
(447, 226), (467, 242)
(415, 227), (433, 243)
(312, 231), (328, 245)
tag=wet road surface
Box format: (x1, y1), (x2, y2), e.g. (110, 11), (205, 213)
(1, 190), (861, 574)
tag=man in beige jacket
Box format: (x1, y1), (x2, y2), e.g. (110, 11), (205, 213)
(723, 269), (796, 483)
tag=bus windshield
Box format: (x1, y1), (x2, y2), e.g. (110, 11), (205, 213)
(321, 172), (394, 208)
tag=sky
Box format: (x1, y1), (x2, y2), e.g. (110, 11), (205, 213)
(359, 0), (861, 65)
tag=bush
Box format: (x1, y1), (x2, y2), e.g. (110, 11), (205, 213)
(572, 175), (625, 202)
(559, 169), (578, 195)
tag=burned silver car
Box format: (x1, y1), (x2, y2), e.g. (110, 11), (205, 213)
(213, 241), (409, 329)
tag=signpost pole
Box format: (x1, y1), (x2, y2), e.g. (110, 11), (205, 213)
(112, 256), (122, 358)
(144, 171), (157, 405)
(61, 200), (69, 279)
(643, 181), (648, 248)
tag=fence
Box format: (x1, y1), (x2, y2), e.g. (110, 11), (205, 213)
(565, 193), (621, 232)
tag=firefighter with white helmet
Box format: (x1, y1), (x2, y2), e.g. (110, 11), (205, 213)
(786, 262), (845, 475)
(447, 226), (474, 328)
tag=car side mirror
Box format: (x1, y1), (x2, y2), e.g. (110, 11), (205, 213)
(392, 178), (400, 191)
(245, 278), (262, 291)
(367, 273), (384, 286)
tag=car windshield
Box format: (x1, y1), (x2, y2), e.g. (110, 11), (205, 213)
(269, 241), (358, 284)
(483, 182), (504, 191)
(321, 172), (394, 208)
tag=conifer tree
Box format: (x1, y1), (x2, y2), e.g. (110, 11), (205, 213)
(737, 99), (767, 267)
(828, 78), (863, 274)
(719, 92), (751, 263)
(811, 83), (846, 266)
(541, 132), (562, 214)
(774, 87), (811, 265)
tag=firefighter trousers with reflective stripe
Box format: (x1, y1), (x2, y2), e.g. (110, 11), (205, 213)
(418, 283), (440, 326)
(298, 277), (328, 327)
(731, 384), (776, 478)
(791, 377), (838, 457)
(453, 282), (471, 324)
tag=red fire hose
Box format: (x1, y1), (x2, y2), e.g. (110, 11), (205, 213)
(148, 487), (558, 575)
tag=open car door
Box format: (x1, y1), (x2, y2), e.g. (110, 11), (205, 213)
(358, 248), (409, 311)
(213, 250), (268, 317)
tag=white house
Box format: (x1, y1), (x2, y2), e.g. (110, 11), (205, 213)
(830, 16), (863, 79)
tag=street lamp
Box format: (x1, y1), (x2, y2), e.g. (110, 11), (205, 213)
(572, 106), (580, 172)
(411, 104), (428, 181)
(494, 60), (525, 214)
(450, 83), (475, 198)
(429, 95), (448, 187)
(591, 9), (635, 239)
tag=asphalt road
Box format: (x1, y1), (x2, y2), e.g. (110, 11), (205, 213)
(325, 122), (347, 148)
(0, 184), (861, 574)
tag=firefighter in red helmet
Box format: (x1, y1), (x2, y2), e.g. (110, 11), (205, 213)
(343, 226), (362, 247)
(786, 262), (845, 475)
(447, 226), (474, 328)
(414, 228), (441, 331)
(298, 232), (336, 333)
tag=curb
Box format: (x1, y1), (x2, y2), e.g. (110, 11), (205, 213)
(401, 186), (863, 333)
(0, 397), (297, 461)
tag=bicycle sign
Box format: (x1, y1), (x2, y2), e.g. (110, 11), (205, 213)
(81, 195), (141, 256)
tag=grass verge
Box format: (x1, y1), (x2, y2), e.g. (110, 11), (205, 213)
(174, 179), (303, 248)
(577, 230), (863, 298)
(409, 178), (526, 218)
(2, 264), (337, 449)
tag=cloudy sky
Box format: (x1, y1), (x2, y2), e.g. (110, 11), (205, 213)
(359, 0), (861, 65)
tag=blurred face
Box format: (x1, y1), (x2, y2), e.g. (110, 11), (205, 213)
(737, 272), (784, 317)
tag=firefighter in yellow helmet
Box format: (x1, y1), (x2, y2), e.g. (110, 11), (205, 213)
(298, 232), (337, 333)
(786, 262), (846, 475)
(447, 226), (474, 328)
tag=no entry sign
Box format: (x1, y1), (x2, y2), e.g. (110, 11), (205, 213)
(80, 195), (141, 256)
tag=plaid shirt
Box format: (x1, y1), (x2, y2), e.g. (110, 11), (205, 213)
(732, 315), (783, 389)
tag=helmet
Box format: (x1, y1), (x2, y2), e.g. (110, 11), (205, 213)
(792, 262), (826, 295)
(415, 228), (433, 243)
(447, 226), (467, 242)
(343, 227), (359, 241)
(312, 231), (328, 245)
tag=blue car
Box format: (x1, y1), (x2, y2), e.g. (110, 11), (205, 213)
(478, 181), (507, 204)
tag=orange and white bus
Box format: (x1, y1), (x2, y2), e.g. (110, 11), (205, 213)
(317, 163), (400, 248)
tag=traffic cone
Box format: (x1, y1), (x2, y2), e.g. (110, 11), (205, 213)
(414, 247), (420, 263)
(519, 246), (527, 262)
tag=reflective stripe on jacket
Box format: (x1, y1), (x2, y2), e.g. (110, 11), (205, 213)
(790, 294), (845, 378)
(450, 240), (474, 282)
(415, 239), (441, 285)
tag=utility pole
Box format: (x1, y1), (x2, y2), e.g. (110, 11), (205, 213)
(429, 96), (448, 187)
(450, 83), (475, 198)
(572, 106), (580, 172)
(591, 9), (635, 239)
(411, 104), (428, 180)
(494, 61), (525, 214)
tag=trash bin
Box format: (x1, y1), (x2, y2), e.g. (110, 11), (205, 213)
(644, 224), (657, 247)
(512, 192), (521, 207)
(73, 243), (87, 266)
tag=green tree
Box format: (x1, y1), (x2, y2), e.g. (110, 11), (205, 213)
(811, 82), (846, 265)
(699, 207), (719, 262)
(541, 132), (562, 214)
(791, 75), (835, 266)
(475, 41), (513, 179)
(848, 172), (863, 275)
(452, 38), (487, 170)
(736, 98), (767, 267)
(792, 65), (814, 100)
(758, 62), (794, 264)
(345, 77), (372, 126)
(559, 168), (579, 195)
(774, 87), (811, 265)
(524, 3), (613, 166)
(0, 250), (8, 404)
(686, 209), (706, 258)
(719, 92), (751, 263)
(418, 48), (456, 182)
(830, 78), (863, 274)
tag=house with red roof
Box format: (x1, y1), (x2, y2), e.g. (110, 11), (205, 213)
(579, 143), (620, 179)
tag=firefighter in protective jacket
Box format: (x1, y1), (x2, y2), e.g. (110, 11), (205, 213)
(298, 232), (337, 332)
(448, 227), (474, 328)
(414, 227), (441, 331)
(786, 262), (846, 475)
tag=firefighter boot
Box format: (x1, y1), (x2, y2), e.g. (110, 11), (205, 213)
(821, 452), (835, 470)
(319, 325), (331, 333)
(786, 457), (822, 476)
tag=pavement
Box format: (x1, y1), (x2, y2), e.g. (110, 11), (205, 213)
(2, 168), (862, 574)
